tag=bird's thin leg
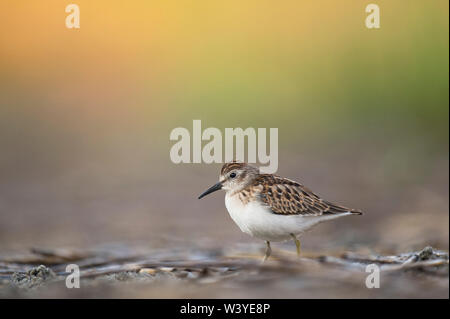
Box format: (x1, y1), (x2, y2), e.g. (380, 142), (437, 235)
(262, 241), (272, 262)
(290, 233), (301, 257)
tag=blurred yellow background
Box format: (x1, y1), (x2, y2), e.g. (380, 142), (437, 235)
(0, 1), (448, 252)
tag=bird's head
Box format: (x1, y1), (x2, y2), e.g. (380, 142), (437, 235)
(198, 161), (259, 199)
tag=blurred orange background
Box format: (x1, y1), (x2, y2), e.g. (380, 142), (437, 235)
(0, 1), (448, 252)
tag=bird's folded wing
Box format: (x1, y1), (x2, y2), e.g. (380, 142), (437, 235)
(254, 175), (360, 216)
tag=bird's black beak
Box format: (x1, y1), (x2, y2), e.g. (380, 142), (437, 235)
(198, 181), (223, 199)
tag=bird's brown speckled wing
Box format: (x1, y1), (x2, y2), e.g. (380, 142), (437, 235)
(251, 174), (362, 216)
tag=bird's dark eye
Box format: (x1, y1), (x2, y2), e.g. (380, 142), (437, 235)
(230, 172), (236, 178)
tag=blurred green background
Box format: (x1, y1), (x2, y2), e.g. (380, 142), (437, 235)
(0, 1), (448, 253)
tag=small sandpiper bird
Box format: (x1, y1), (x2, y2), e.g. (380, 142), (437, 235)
(198, 162), (362, 261)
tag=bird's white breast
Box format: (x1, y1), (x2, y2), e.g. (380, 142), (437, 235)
(224, 193), (253, 235)
(224, 192), (352, 242)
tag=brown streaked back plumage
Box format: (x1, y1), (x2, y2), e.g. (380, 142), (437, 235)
(247, 174), (362, 216)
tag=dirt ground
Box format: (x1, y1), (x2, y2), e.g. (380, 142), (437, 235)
(0, 242), (448, 298)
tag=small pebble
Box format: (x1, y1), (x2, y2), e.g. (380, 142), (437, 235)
(139, 268), (156, 275)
